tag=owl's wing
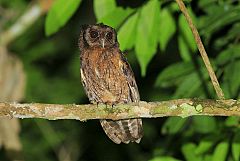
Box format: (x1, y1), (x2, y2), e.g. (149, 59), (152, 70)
(80, 67), (96, 103)
(121, 54), (140, 103)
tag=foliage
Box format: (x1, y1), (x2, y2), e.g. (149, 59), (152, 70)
(0, 0), (240, 161)
(45, 0), (82, 36)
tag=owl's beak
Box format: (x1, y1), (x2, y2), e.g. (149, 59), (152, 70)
(101, 39), (105, 48)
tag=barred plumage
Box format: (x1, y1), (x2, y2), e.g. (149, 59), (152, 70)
(79, 24), (143, 144)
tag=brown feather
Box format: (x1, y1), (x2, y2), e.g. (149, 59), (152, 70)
(79, 24), (143, 144)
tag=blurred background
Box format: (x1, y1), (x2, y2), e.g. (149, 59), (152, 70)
(0, 0), (240, 161)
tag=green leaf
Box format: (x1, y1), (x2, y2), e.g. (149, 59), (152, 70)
(215, 22), (240, 47)
(94, 0), (134, 28)
(193, 116), (217, 134)
(200, 5), (240, 36)
(22, 40), (57, 63)
(149, 156), (181, 161)
(98, 8), (134, 29)
(212, 142), (229, 161)
(203, 155), (213, 161)
(118, 12), (139, 51)
(195, 137), (215, 155)
(216, 45), (240, 65)
(162, 117), (187, 134)
(232, 131), (240, 161)
(25, 66), (84, 104)
(135, 0), (160, 76)
(93, 0), (116, 20)
(221, 83), (231, 99)
(229, 60), (240, 96)
(182, 143), (202, 161)
(179, 9), (197, 50)
(173, 59), (210, 98)
(178, 35), (191, 61)
(198, 0), (225, 16)
(45, 0), (82, 36)
(35, 120), (65, 146)
(158, 8), (176, 51)
(173, 72), (201, 98)
(155, 61), (194, 88)
(178, 10), (197, 61)
(223, 60), (240, 97)
(169, 3), (179, 12)
(225, 116), (240, 127)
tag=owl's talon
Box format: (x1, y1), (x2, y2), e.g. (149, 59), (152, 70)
(111, 101), (120, 108)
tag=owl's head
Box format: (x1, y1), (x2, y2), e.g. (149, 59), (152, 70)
(80, 23), (118, 49)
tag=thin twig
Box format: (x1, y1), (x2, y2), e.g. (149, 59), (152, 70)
(0, 0), (53, 46)
(175, 0), (225, 99)
(0, 99), (239, 120)
(0, 4), (42, 46)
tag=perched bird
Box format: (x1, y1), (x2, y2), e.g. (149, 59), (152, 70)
(78, 23), (143, 144)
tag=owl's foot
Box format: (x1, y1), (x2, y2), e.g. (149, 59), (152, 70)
(90, 101), (100, 108)
(102, 101), (118, 108)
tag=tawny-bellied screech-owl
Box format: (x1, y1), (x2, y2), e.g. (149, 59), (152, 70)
(78, 23), (143, 144)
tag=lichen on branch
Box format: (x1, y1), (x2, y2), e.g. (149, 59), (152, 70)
(0, 99), (239, 121)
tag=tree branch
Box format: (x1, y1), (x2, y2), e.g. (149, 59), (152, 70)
(175, 0), (225, 100)
(0, 99), (239, 121)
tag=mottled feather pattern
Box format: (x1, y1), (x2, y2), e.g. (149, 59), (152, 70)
(79, 24), (143, 144)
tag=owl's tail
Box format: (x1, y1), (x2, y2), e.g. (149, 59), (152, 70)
(100, 119), (143, 144)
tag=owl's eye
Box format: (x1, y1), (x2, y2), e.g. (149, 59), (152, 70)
(106, 32), (113, 40)
(90, 30), (99, 38)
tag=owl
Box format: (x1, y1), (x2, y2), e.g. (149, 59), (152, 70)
(78, 23), (143, 144)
